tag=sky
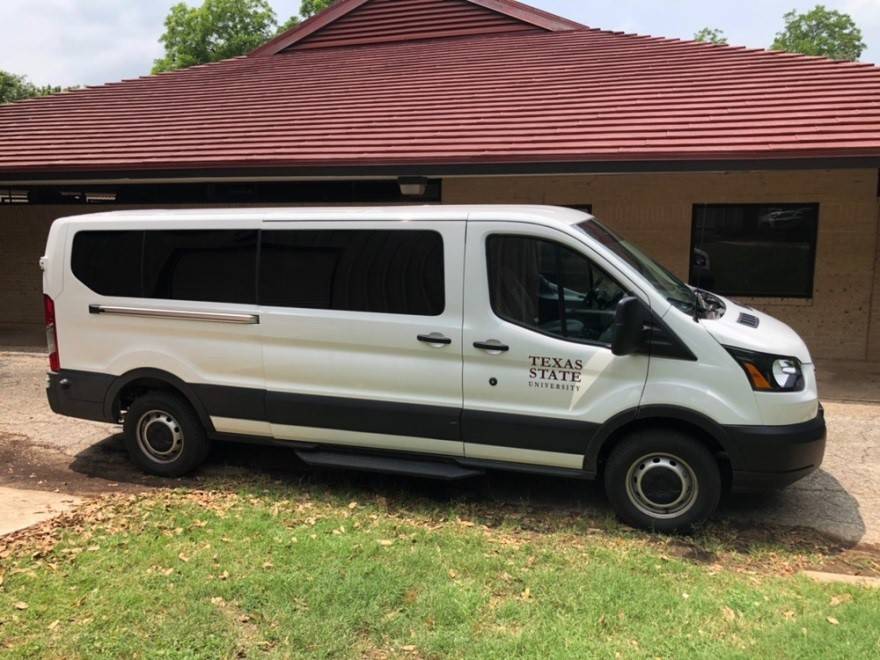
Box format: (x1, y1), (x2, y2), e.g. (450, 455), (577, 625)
(1, 0), (879, 88)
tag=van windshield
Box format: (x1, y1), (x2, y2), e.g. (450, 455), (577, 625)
(576, 218), (699, 315)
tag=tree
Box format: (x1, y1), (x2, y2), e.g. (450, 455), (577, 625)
(771, 5), (865, 61)
(300, 0), (336, 18)
(693, 28), (727, 45)
(277, 0), (336, 34)
(153, 0), (279, 73)
(0, 71), (62, 105)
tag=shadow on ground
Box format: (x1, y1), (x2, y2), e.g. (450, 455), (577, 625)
(57, 433), (871, 562)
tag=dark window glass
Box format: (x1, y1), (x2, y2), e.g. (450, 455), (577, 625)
(142, 230), (257, 304)
(487, 235), (627, 345)
(259, 230), (444, 316)
(691, 204), (819, 298)
(71, 231), (143, 297)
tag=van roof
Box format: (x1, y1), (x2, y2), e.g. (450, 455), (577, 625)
(54, 205), (592, 229)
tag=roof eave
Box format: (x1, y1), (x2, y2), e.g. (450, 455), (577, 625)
(3, 154), (880, 186)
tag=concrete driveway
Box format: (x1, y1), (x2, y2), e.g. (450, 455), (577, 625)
(1, 350), (879, 546)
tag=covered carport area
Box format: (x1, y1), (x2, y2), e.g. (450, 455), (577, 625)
(0, 177), (442, 346)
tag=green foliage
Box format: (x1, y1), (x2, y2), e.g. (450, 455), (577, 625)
(693, 27), (727, 45)
(152, 0), (279, 73)
(277, 0), (335, 35)
(0, 70), (62, 105)
(772, 5), (866, 61)
(300, 0), (336, 18)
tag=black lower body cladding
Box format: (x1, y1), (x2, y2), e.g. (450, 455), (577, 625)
(46, 370), (116, 423)
(46, 368), (826, 491)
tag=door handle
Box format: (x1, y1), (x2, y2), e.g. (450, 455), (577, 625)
(474, 340), (510, 353)
(418, 333), (452, 346)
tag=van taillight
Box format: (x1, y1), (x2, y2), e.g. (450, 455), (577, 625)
(43, 294), (60, 372)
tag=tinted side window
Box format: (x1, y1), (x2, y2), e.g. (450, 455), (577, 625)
(487, 235), (627, 345)
(691, 204), (819, 298)
(260, 230), (444, 316)
(142, 230), (257, 304)
(71, 231), (143, 297)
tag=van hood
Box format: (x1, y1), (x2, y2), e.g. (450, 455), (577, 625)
(700, 296), (813, 364)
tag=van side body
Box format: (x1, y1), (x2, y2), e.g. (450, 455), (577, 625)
(43, 206), (826, 531)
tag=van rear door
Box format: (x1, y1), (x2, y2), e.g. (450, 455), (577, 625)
(461, 221), (650, 470)
(259, 219), (466, 456)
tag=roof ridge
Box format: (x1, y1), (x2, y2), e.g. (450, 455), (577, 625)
(250, 0), (583, 57)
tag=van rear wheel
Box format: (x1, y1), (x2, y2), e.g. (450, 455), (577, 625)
(604, 430), (720, 533)
(123, 392), (209, 478)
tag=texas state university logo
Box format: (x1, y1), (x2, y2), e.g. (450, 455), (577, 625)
(528, 355), (583, 392)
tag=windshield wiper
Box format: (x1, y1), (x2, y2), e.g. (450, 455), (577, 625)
(690, 290), (710, 322)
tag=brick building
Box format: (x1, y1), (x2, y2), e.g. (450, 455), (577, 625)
(1, 0), (880, 361)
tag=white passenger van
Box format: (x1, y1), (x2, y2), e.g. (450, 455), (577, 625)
(42, 206), (825, 531)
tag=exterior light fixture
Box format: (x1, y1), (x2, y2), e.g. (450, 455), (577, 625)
(398, 176), (429, 197)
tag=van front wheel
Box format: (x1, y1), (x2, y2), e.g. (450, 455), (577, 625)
(123, 392), (209, 478)
(604, 430), (721, 533)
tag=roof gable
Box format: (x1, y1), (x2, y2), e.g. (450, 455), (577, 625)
(252, 0), (583, 56)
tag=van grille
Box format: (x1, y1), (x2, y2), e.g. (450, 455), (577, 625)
(737, 312), (760, 328)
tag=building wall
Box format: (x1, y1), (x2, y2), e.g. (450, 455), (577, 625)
(2, 169), (879, 360)
(0, 204), (154, 336)
(444, 169), (880, 362)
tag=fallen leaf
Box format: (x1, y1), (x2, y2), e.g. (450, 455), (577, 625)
(219, 571), (230, 580)
(262, 562), (274, 569)
(827, 616), (840, 625)
(448, 570), (458, 579)
(783, 610), (796, 621)
(178, 553), (190, 563)
(722, 606), (736, 622)
(348, 502), (358, 510)
(378, 539), (394, 547)
(401, 645), (417, 652)
(48, 620), (60, 630)
(830, 594), (853, 607)
(13, 602), (28, 610)
(210, 597), (225, 605)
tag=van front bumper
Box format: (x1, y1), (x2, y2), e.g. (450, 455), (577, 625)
(727, 405), (826, 492)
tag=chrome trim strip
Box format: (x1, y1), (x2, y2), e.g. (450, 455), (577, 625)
(89, 304), (259, 325)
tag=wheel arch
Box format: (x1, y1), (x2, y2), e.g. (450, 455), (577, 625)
(585, 405), (740, 486)
(103, 368), (214, 432)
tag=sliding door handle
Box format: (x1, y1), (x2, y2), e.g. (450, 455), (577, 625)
(474, 340), (509, 353)
(418, 333), (452, 346)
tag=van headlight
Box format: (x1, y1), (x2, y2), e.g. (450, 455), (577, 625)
(725, 347), (805, 392)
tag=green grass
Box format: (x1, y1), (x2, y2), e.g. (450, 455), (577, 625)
(1, 482), (879, 659)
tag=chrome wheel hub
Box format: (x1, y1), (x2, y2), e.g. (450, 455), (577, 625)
(625, 452), (698, 519)
(136, 410), (184, 464)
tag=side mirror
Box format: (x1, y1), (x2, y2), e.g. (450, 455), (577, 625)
(611, 296), (648, 356)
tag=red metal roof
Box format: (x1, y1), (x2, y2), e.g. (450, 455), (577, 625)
(1, 0), (880, 178)
(253, 0), (582, 55)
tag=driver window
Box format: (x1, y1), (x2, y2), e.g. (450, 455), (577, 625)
(487, 234), (627, 345)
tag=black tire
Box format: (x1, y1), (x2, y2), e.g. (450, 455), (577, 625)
(604, 429), (721, 533)
(123, 391), (209, 478)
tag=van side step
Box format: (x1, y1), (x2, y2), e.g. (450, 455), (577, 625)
(294, 450), (484, 480)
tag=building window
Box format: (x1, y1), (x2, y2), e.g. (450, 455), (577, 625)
(690, 204), (819, 298)
(486, 235), (626, 345)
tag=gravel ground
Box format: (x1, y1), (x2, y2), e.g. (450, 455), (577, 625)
(1, 350), (878, 546)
